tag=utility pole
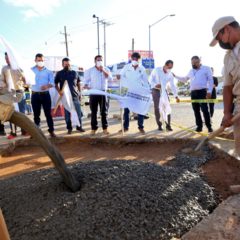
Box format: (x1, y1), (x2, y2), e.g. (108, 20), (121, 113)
(60, 26), (70, 57)
(100, 20), (113, 66)
(93, 14), (100, 55)
(132, 38), (135, 52)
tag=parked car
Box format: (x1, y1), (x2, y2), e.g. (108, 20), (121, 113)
(178, 86), (190, 96)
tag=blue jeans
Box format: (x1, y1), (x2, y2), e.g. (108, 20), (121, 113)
(123, 108), (144, 130)
(64, 97), (82, 130)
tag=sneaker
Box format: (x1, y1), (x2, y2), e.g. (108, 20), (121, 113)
(7, 133), (17, 140)
(158, 126), (163, 131)
(208, 127), (213, 133)
(67, 129), (72, 135)
(103, 129), (109, 135)
(195, 127), (202, 132)
(0, 130), (6, 136)
(118, 128), (128, 133)
(90, 130), (97, 135)
(166, 125), (173, 131)
(139, 129), (145, 134)
(49, 132), (56, 138)
(76, 126), (85, 132)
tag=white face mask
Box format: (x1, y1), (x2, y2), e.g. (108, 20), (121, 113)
(132, 60), (139, 66)
(96, 61), (103, 67)
(36, 61), (44, 68)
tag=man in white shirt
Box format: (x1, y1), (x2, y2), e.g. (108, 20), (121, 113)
(174, 56), (213, 133)
(118, 52), (149, 134)
(84, 55), (112, 135)
(149, 60), (179, 131)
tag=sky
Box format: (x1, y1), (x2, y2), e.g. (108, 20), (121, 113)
(0, 0), (239, 76)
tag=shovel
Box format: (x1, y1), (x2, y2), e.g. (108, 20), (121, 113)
(194, 113), (240, 152)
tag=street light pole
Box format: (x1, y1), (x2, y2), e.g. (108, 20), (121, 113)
(93, 14), (100, 55)
(148, 14), (175, 67)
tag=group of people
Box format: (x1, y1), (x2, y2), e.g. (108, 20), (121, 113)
(0, 15), (239, 158)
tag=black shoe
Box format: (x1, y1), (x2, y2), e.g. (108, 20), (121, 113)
(208, 127), (213, 133)
(158, 126), (163, 131)
(195, 127), (202, 132)
(144, 115), (149, 119)
(67, 129), (72, 135)
(166, 125), (173, 131)
(49, 132), (56, 138)
(0, 130), (6, 136)
(76, 126), (85, 132)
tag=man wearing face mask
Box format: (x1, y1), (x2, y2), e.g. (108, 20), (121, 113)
(84, 55), (112, 135)
(118, 52), (149, 134)
(149, 60), (180, 131)
(174, 56), (213, 133)
(210, 16), (240, 159)
(55, 57), (85, 134)
(31, 53), (56, 138)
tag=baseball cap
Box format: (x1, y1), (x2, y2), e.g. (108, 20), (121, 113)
(210, 16), (236, 47)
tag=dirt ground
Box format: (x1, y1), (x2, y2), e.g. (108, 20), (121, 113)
(0, 140), (183, 179)
(1, 139), (240, 200)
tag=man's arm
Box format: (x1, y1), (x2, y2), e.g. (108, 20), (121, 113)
(222, 85), (234, 127)
(83, 69), (91, 89)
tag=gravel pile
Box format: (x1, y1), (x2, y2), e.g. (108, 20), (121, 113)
(0, 157), (217, 240)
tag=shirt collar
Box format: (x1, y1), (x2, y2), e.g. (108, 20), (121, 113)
(233, 41), (240, 58)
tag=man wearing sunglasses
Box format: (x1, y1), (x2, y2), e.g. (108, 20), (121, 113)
(210, 16), (240, 159)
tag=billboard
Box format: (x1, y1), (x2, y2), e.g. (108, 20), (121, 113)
(128, 50), (153, 59)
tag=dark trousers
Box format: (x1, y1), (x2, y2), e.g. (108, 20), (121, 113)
(191, 89), (211, 130)
(31, 91), (54, 133)
(209, 103), (214, 117)
(64, 97), (82, 130)
(0, 123), (4, 133)
(90, 95), (108, 130)
(123, 108), (144, 130)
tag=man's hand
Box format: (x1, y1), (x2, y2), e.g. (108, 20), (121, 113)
(206, 92), (211, 99)
(176, 96), (180, 103)
(116, 74), (121, 80)
(59, 91), (64, 97)
(221, 113), (233, 128)
(155, 84), (161, 89)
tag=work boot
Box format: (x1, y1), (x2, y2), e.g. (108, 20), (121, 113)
(67, 129), (72, 135)
(166, 124), (173, 131)
(158, 125), (163, 131)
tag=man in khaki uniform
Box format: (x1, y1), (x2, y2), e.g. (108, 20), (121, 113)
(210, 16), (240, 159)
(0, 52), (26, 138)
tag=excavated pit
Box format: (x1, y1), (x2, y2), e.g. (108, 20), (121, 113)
(0, 137), (240, 240)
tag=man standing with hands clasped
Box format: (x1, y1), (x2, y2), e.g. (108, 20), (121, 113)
(31, 53), (56, 138)
(84, 55), (112, 135)
(174, 56), (213, 133)
(55, 57), (85, 134)
(210, 16), (240, 159)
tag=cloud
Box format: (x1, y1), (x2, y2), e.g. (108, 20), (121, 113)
(3, 0), (65, 18)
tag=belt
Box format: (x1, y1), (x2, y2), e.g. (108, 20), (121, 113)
(32, 91), (49, 95)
